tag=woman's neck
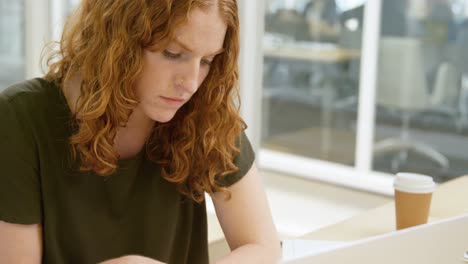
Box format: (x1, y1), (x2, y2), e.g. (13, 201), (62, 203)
(114, 107), (154, 159)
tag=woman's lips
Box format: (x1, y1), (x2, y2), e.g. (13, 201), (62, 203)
(160, 96), (185, 108)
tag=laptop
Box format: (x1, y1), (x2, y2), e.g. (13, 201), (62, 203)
(283, 214), (468, 264)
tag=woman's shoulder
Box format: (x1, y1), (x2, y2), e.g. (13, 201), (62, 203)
(0, 78), (64, 129)
(0, 78), (63, 116)
(1, 78), (54, 104)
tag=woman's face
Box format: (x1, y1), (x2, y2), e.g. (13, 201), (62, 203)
(135, 7), (227, 123)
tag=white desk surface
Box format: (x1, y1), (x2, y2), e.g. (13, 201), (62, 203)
(300, 175), (468, 241)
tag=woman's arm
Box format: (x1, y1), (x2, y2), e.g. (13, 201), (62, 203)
(211, 165), (282, 263)
(0, 221), (43, 263)
(99, 255), (165, 264)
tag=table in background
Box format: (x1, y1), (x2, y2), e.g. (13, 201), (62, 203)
(300, 175), (468, 241)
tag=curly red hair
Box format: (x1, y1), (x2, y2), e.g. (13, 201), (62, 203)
(45, 0), (245, 202)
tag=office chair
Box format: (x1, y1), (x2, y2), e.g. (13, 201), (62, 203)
(431, 62), (460, 114)
(374, 37), (452, 172)
(452, 25), (468, 131)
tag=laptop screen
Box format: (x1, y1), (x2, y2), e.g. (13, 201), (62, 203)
(283, 214), (468, 264)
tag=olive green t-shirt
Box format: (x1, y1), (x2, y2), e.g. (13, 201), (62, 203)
(0, 78), (255, 264)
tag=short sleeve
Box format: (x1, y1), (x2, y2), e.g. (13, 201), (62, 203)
(0, 94), (42, 224)
(216, 131), (256, 187)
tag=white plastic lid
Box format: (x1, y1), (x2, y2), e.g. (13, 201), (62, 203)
(393, 172), (436, 194)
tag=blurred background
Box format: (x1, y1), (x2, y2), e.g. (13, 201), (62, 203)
(2, 0), (468, 254)
(260, 0), (468, 187)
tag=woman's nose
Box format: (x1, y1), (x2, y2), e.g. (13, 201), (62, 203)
(180, 61), (201, 94)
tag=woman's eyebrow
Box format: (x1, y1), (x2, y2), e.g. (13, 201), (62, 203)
(173, 38), (225, 56)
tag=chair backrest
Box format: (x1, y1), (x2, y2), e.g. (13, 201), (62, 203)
(454, 24), (468, 74)
(431, 62), (460, 107)
(377, 37), (429, 110)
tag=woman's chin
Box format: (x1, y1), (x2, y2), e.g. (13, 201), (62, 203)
(151, 111), (177, 123)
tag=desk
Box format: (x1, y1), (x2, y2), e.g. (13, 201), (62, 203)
(263, 46), (360, 63)
(300, 175), (468, 241)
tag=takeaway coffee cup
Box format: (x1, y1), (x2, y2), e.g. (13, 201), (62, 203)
(393, 173), (436, 230)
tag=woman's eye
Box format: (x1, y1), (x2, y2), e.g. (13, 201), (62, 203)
(201, 59), (213, 66)
(163, 50), (181, 59)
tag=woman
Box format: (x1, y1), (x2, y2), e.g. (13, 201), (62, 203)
(0, 0), (281, 263)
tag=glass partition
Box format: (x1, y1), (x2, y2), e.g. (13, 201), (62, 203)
(261, 0), (366, 166)
(66, 0), (79, 15)
(0, 0), (25, 89)
(373, 0), (468, 182)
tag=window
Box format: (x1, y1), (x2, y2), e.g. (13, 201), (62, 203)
(373, 0), (468, 183)
(0, 0), (25, 89)
(262, 0), (362, 166)
(245, 0), (468, 194)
